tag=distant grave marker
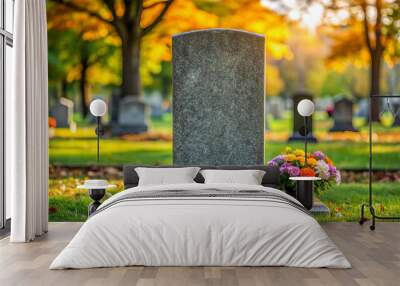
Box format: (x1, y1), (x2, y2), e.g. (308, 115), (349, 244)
(49, 97), (74, 128)
(329, 97), (358, 132)
(111, 96), (150, 135)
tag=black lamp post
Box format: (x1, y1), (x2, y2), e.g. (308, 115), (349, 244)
(290, 99), (318, 210)
(89, 99), (107, 163)
(85, 99), (108, 215)
(297, 99), (315, 167)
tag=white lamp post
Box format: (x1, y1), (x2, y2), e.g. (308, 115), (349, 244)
(297, 99), (315, 167)
(89, 99), (107, 163)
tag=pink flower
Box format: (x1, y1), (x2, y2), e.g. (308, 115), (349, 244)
(288, 166), (300, 177)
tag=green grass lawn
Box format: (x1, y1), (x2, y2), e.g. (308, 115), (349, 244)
(48, 180), (400, 223)
(50, 138), (400, 169)
(318, 183), (400, 222)
(48, 113), (400, 222)
(50, 112), (400, 169)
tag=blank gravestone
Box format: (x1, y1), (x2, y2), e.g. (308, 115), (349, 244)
(173, 29), (265, 165)
(49, 97), (74, 128)
(329, 97), (358, 132)
(111, 96), (150, 135)
(389, 98), (400, 126)
(288, 92), (317, 142)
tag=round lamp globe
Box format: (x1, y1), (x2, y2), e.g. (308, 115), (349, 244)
(297, 99), (315, 117)
(90, 99), (107, 117)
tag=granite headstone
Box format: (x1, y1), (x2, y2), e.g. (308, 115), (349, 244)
(49, 97), (74, 128)
(329, 97), (358, 132)
(356, 98), (368, 119)
(388, 98), (400, 126)
(267, 97), (284, 119)
(145, 91), (165, 118)
(173, 29), (265, 165)
(111, 96), (150, 135)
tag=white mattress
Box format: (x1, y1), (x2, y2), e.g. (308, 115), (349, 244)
(50, 183), (351, 269)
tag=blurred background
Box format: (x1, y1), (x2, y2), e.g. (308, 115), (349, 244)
(46, 0), (400, 222)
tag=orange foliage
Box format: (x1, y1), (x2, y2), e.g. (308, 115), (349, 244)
(48, 0), (291, 87)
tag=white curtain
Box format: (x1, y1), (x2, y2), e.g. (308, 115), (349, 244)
(7, 0), (49, 242)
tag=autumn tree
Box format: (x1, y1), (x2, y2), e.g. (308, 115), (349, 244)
(48, 0), (292, 106)
(314, 0), (398, 120)
(50, 0), (174, 98)
(48, 29), (79, 102)
(48, 5), (120, 117)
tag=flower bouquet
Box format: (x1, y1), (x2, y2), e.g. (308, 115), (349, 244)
(268, 147), (341, 195)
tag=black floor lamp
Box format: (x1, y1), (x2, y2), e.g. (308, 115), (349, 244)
(289, 99), (320, 210)
(83, 99), (108, 215)
(359, 95), (400, 230)
(89, 99), (107, 163)
(297, 99), (315, 165)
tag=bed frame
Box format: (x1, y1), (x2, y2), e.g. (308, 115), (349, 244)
(123, 165), (281, 190)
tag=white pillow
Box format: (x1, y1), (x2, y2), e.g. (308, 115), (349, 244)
(135, 167), (200, 186)
(200, 169), (265, 185)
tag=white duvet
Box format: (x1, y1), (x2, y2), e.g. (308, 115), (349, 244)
(50, 183), (351, 269)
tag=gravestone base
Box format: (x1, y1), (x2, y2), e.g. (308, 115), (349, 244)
(329, 123), (358, 132)
(110, 123), (148, 136)
(288, 132), (318, 142)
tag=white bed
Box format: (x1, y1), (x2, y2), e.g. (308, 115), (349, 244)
(50, 183), (351, 269)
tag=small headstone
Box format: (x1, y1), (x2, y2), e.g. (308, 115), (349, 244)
(356, 99), (368, 118)
(288, 92), (317, 142)
(329, 97), (358, 132)
(267, 97), (283, 119)
(173, 29), (265, 165)
(389, 98), (400, 126)
(49, 97), (74, 128)
(111, 96), (150, 135)
(316, 98), (333, 112)
(144, 91), (165, 118)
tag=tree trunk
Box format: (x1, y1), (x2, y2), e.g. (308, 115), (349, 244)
(61, 79), (68, 98)
(80, 63), (89, 118)
(121, 32), (141, 97)
(369, 51), (382, 122)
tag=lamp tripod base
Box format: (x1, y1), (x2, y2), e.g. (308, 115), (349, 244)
(359, 203), (400, 231)
(88, 188), (106, 216)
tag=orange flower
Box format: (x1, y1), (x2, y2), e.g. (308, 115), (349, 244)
(300, 167), (316, 177)
(306, 157), (317, 166)
(48, 117), (57, 128)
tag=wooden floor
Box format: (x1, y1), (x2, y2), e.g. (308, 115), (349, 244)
(0, 222), (399, 286)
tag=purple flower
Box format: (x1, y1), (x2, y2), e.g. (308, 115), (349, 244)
(313, 151), (326, 160)
(279, 163), (291, 175)
(316, 160), (330, 180)
(268, 160), (278, 167)
(329, 165), (337, 177)
(268, 155), (284, 167)
(274, 155), (285, 164)
(287, 166), (300, 177)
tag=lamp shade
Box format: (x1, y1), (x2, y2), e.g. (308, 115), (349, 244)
(90, 99), (107, 117)
(297, 99), (315, 117)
